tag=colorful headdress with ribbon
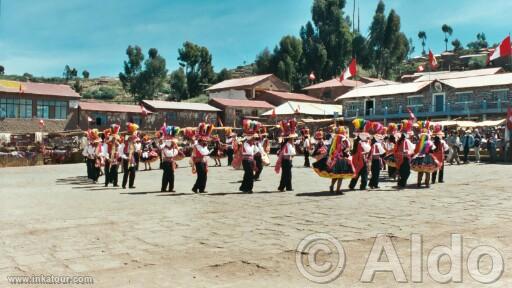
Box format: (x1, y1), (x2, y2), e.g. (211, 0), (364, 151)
(242, 119), (261, 137)
(87, 128), (101, 143)
(352, 118), (370, 140)
(279, 118), (298, 138)
(161, 124), (181, 140)
(433, 123), (444, 137)
(126, 122), (139, 141)
(401, 119), (413, 135)
(417, 120), (431, 135)
(196, 122), (214, 141)
(387, 123), (398, 135)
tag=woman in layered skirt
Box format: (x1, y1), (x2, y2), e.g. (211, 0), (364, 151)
(312, 128), (354, 194)
(411, 132), (441, 188)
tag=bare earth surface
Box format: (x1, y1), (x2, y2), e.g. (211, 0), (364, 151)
(0, 156), (511, 287)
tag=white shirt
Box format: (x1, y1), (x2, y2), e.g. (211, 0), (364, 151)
(162, 147), (179, 158)
(195, 144), (210, 156)
(134, 142), (142, 152)
(102, 143), (110, 159)
(371, 142), (386, 155)
(303, 138), (310, 149)
(283, 142), (296, 157)
(254, 141), (264, 155)
(243, 142), (256, 156)
(118, 143), (128, 159)
(226, 137), (234, 148)
(86, 145), (96, 159)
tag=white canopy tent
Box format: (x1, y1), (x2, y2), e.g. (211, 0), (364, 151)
(435, 119), (506, 128)
(262, 101), (343, 117)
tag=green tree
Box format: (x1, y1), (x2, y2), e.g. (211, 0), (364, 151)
(300, 21), (327, 80)
(254, 48), (274, 74)
(418, 31), (427, 55)
(215, 68), (232, 83)
(72, 79), (82, 93)
(368, 0), (387, 75)
(169, 68), (188, 101)
(138, 48), (168, 100)
(0, 65), (4, 75)
(178, 41), (215, 98)
(311, 0), (352, 78)
(441, 24), (453, 51)
(119, 45), (144, 99)
(82, 70), (90, 79)
(82, 87), (119, 100)
(451, 39), (463, 52)
(467, 33), (488, 51)
(272, 35), (303, 90)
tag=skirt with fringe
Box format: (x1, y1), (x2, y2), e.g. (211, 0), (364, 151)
(313, 157), (355, 179)
(411, 154), (440, 173)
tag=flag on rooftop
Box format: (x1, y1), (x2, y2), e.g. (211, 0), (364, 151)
(340, 58), (357, 81)
(488, 35), (511, 64)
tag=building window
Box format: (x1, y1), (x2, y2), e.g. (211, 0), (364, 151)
(346, 101), (362, 113)
(251, 109), (258, 116)
(166, 111), (178, 121)
(456, 92), (473, 103)
(322, 90), (332, 99)
(491, 89), (509, 102)
(380, 98), (393, 110)
(407, 95), (423, 107)
(92, 113), (107, 126)
(37, 100), (67, 119)
(0, 97), (33, 118)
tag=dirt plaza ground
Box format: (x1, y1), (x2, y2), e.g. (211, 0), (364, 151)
(0, 156), (511, 287)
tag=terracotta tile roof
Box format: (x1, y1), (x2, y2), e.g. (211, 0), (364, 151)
(206, 74), (273, 91)
(263, 90), (323, 102)
(142, 100), (220, 112)
(79, 101), (145, 114)
(303, 78), (364, 90)
(0, 80), (80, 98)
(209, 98), (274, 109)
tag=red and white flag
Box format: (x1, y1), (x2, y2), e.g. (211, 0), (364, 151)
(488, 35), (511, 64)
(309, 71), (316, 81)
(140, 104), (150, 116)
(416, 64), (425, 72)
(340, 58), (357, 81)
(428, 50), (438, 70)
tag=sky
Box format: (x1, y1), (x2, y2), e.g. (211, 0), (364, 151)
(0, 0), (511, 77)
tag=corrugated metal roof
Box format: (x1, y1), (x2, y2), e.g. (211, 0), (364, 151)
(262, 101), (343, 116)
(263, 90), (323, 102)
(413, 67), (502, 82)
(209, 98), (274, 109)
(205, 74), (273, 91)
(335, 81), (432, 100)
(79, 101), (145, 114)
(303, 78), (364, 90)
(0, 80), (80, 98)
(361, 79), (399, 88)
(439, 73), (512, 89)
(142, 100), (220, 112)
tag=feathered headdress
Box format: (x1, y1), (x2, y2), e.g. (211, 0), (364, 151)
(182, 128), (196, 140)
(126, 122), (139, 141)
(417, 120), (431, 135)
(88, 128), (101, 143)
(333, 126), (347, 136)
(196, 122), (214, 141)
(401, 119), (413, 135)
(161, 124), (181, 140)
(279, 118), (298, 138)
(352, 118), (370, 140)
(387, 123), (398, 135)
(242, 119), (261, 137)
(352, 118), (366, 131)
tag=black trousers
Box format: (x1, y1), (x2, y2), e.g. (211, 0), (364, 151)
(398, 160), (411, 188)
(349, 164), (368, 190)
(226, 148), (234, 166)
(104, 161), (111, 185)
(463, 146), (470, 162)
(90, 159), (100, 182)
(161, 161), (175, 191)
(304, 150), (310, 167)
(432, 164), (444, 183)
(369, 159), (381, 188)
(86, 158), (94, 179)
(192, 162), (207, 192)
(278, 159), (293, 191)
(122, 159), (136, 188)
(254, 154), (263, 180)
(240, 159), (255, 192)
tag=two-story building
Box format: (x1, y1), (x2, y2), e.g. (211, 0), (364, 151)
(336, 71), (512, 122)
(206, 74), (289, 100)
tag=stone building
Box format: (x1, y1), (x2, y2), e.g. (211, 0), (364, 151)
(141, 100), (220, 128)
(208, 98), (274, 127)
(206, 74), (289, 100)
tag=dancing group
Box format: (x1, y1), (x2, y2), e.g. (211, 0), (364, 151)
(310, 118), (449, 194)
(81, 116), (449, 194)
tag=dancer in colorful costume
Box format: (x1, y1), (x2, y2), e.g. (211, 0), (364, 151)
(411, 121), (440, 187)
(275, 119), (297, 192)
(349, 119), (371, 190)
(122, 123), (139, 189)
(368, 122), (386, 189)
(103, 124), (121, 187)
(431, 124), (449, 184)
(239, 119), (260, 193)
(160, 125), (183, 192)
(191, 123), (213, 193)
(394, 120), (415, 188)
